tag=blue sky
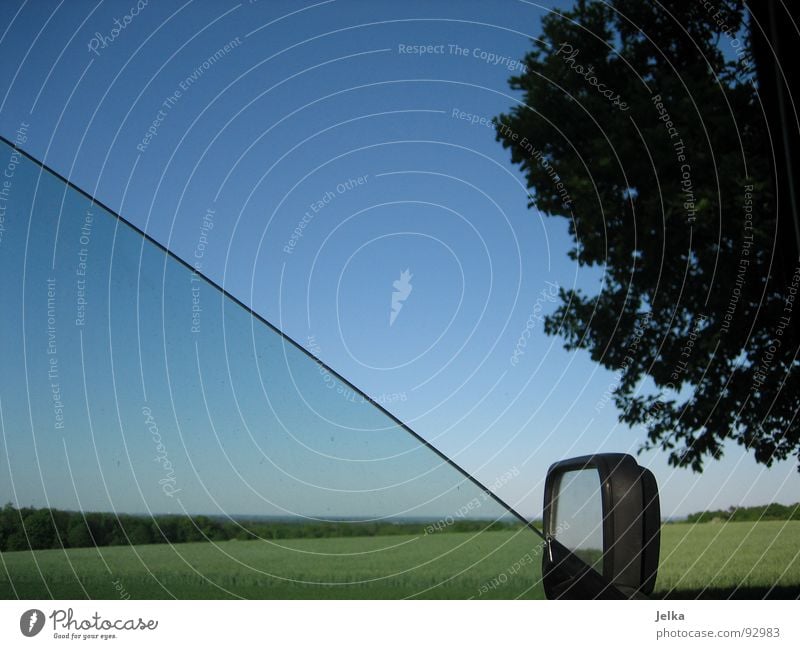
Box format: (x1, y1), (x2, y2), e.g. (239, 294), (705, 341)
(0, 0), (797, 519)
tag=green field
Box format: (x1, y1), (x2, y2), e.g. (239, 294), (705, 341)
(1, 522), (798, 599)
(654, 521), (800, 598)
(0, 528), (545, 599)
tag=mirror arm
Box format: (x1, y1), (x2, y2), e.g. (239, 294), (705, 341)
(543, 537), (628, 599)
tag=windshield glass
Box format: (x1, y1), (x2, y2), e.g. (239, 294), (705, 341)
(0, 138), (544, 598)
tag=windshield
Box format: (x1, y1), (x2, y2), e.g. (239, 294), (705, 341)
(0, 137), (544, 598)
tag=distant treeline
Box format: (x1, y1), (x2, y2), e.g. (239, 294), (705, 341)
(0, 504), (523, 552)
(685, 503), (800, 524)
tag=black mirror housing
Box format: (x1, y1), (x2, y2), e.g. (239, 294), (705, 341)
(542, 453), (660, 599)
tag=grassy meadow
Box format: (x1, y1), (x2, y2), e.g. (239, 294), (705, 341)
(0, 528), (545, 599)
(1, 521), (798, 599)
(654, 520), (800, 598)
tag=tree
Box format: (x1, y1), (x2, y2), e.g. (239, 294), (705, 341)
(22, 509), (58, 550)
(495, 0), (799, 470)
(124, 518), (154, 546)
(66, 520), (93, 548)
(0, 503), (17, 551)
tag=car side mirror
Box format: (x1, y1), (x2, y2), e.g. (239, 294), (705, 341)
(542, 453), (660, 599)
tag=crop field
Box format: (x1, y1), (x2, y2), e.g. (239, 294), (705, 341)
(0, 529), (545, 599)
(654, 521), (800, 598)
(1, 522), (798, 599)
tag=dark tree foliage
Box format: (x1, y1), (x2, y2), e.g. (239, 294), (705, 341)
(0, 503), (520, 552)
(686, 502), (800, 523)
(496, 0), (800, 471)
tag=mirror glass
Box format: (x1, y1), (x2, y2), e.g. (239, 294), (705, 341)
(0, 139), (543, 598)
(552, 468), (604, 573)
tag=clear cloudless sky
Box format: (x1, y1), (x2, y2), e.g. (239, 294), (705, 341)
(1, 0), (797, 518)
